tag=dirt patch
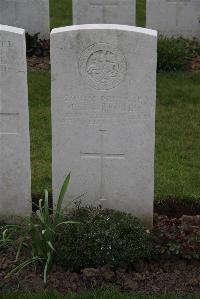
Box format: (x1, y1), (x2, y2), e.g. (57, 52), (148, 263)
(155, 198), (200, 218)
(0, 253), (199, 297)
(27, 55), (50, 71)
(187, 56), (200, 71)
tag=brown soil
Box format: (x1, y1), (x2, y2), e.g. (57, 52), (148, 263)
(0, 250), (199, 297)
(27, 55), (50, 70)
(187, 56), (200, 71)
(154, 198), (200, 218)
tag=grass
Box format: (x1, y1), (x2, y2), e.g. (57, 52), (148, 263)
(29, 71), (200, 202)
(28, 71), (51, 194)
(1, 289), (200, 299)
(50, 0), (72, 29)
(156, 72), (200, 202)
(136, 0), (146, 27)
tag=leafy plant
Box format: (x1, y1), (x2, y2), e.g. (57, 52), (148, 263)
(0, 173), (76, 283)
(157, 36), (191, 71)
(55, 207), (152, 271)
(157, 36), (200, 72)
(26, 32), (50, 57)
(153, 215), (200, 260)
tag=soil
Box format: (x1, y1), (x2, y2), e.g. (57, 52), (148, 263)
(0, 216), (199, 297)
(27, 55), (50, 71)
(187, 56), (200, 72)
(0, 251), (199, 297)
(154, 198), (200, 218)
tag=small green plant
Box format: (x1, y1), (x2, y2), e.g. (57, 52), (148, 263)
(26, 32), (49, 57)
(157, 36), (200, 72)
(55, 207), (152, 271)
(0, 173), (77, 283)
(153, 215), (200, 260)
(157, 36), (191, 71)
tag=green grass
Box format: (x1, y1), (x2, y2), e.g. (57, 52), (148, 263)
(136, 0), (146, 27)
(29, 71), (200, 202)
(156, 72), (200, 202)
(50, 0), (72, 29)
(28, 71), (51, 194)
(1, 289), (199, 299)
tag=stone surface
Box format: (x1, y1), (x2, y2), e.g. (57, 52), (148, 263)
(146, 0), (200, 38)
(0, 0), (49, 38)
(51, 24), (157, 226)
(73, 0), (136, 26)
(0, 25), (31, 219)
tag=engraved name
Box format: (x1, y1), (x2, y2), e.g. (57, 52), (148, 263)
(64, 95), (149, 119)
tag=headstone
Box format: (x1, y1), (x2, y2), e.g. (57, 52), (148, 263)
(0, 0), (49, 38)
(51, 25), (157, 226)
(0, 25), (31, 220)
(73, 0), (136, 26)
(146, 0), (200, 38)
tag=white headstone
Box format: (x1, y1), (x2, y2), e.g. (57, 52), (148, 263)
(0, 25), (31, 219)
(146, 0), (200, 38)
(51, 24), (157, 226)
(0, 0), (49, 38)
(73, 0), (136, 26)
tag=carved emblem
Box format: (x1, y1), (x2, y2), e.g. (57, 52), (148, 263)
(78, 43), (127, 90)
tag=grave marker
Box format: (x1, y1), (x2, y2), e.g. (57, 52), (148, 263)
(0, 25), (31, 220)
(51, 24), (157, 226)
(0, 0), (49, 38)
(146, 0), (200, 38)
(73, 0), (136, 25)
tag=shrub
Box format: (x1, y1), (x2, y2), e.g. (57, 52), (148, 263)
(55, 207), (152, 271)
(157, 36), (189, 72)
(26, 32), (50, 57)
(157, 36), (199, 72)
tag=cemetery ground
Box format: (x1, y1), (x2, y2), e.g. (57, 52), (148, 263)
(2, 54), (200, 296)
(0, 0), (200, 298)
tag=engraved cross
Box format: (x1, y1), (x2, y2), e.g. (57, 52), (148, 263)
(80, 129), (125, 199)
(90, 0), (119, 22)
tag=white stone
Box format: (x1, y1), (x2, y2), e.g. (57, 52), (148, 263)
(0, 25), (31, 219)
(146, 0), (200, 38)
(0, 0), (49, 38)
(73, 0), (136, 26)
(51, 24), (157, 227)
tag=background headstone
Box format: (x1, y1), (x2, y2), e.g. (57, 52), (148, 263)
(0, 0), (49, 38)
(146, 0), (200, 38)
(73, 0), (136, 26)
(51, 24), (157, 226)
(0, 25), (31, 219)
